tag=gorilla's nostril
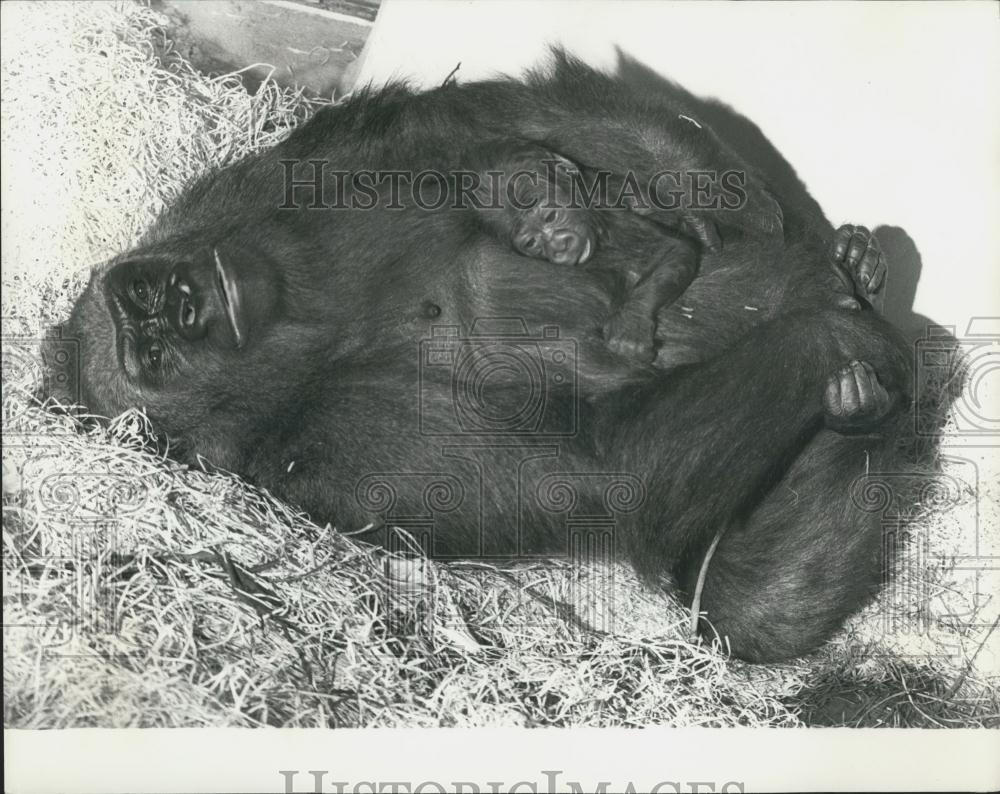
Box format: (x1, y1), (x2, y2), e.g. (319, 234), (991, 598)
(180, 299), (197, 328)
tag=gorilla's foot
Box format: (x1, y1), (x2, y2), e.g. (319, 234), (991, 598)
(829, 224), (887, 312)
(823, 359), (895, 431)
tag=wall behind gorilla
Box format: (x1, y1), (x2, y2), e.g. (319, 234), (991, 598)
(355, 0), (1000, 338)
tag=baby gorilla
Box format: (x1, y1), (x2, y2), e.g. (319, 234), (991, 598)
(467, 141), (701, 362)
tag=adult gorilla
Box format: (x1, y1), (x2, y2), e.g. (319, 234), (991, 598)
(65, 54), (911, 662)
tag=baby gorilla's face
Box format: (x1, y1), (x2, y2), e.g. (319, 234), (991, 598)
(511, 205), (596, 266)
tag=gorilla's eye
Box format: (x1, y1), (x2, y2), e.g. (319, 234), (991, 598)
(543, 209), (557, 224)
(146, 343), (163, 370)
(524, 236), (539, 252)
(130, 278), (150, 305)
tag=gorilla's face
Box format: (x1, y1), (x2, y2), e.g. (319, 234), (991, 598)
(65, 233), (291, 458)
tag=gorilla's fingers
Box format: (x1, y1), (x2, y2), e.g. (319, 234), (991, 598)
(823, 359), (895, 431)
(829, 223), (888, 309)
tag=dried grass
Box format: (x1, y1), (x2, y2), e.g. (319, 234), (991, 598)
(2, 0), (997, 728)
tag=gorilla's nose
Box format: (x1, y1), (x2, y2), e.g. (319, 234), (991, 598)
(167, 274), (205, 339)
(177, 297), (197, 330)
(547, 230), (584, 265)
(549, 230), (574, 251)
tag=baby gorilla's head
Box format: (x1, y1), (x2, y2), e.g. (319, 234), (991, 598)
(511, 204), (596, 266)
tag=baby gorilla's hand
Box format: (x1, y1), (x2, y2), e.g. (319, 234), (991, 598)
(602, 311), (656, 363)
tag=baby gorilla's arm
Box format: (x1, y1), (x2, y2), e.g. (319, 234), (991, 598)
(462, 140), (702, 364)
(598, 213), (701, 363)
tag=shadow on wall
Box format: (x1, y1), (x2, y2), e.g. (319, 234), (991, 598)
(614, 49), (831, 242)
(612, 50), (948, 344)
(611, 50), (965, 441)
(874, 225), (941, 343)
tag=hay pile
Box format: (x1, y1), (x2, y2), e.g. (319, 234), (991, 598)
(2, 1), (997, 728)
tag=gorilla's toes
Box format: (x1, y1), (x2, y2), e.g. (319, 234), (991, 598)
(829, 224), (887, 309)
(823, 359), (895, 431)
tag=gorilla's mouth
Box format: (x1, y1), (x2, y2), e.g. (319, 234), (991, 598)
(213, 247), (245, 349)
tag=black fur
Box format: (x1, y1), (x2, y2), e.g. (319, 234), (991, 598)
(461, 139), (707, 363)
(65, 53), (912, 662)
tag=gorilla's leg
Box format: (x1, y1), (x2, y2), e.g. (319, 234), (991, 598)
(690, 418), (906, 662)
(679, 266), (907, 660)
(606, 306), (911, 662)
(669, 232), (905, 661)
